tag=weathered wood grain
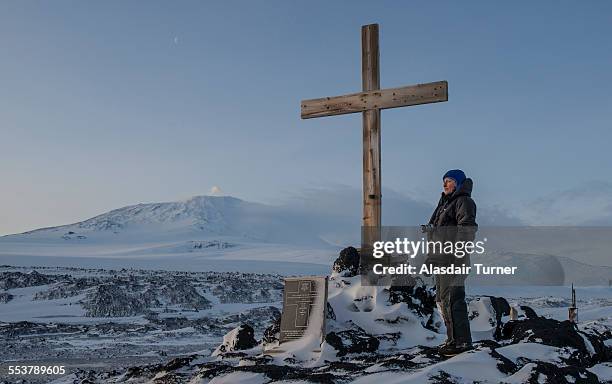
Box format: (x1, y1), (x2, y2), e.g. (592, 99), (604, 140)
(301, 81), (448, 119)
(361, 24), (382, 230)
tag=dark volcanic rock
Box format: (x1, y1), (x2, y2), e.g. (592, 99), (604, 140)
(486, 296), (511, 318)
(0, 270), (54, 290)
(213, 306), (280, 332)
(325, 324), (379, 357)
(502, 317), (609, 365)
(214, 324), (258, 355)
(0, 321), (84, 338)
(34, 277), (101, 300)
(160, 278), (211, 310)
(520, 305), (538, 319)
(486, 295), (510, 339)
(489, 347), (519, 375)
(163, 355), (197, 371)
(525, 361), (600, 384)
(386, 277), (439, 331)
(81, 276), (212, 317)
(234, 324), (257, 350)
(332, 247), (360, 277)
(0, 292), (13, 303)
(387, 279), (436, 318)
(262, 316), (281, 346)
(212, 274), (283, 304)
(469, 296), (511, 340)
(82, 283), (151, 317)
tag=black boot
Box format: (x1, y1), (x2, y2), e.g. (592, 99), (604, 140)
(438, 342), (473, 356)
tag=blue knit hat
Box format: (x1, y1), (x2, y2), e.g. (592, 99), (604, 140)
(443, 169), (466, 190)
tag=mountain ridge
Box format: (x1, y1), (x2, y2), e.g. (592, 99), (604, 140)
(14, 195), (247, 236)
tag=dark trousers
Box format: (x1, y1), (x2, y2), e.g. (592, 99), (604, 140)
(435, 274), (472, 345)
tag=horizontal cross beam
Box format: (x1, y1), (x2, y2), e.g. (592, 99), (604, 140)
(301, 80), (448, 119)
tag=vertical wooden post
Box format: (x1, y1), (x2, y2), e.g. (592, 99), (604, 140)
(361, 24), (381, 230)
(568, 283), (578, 323)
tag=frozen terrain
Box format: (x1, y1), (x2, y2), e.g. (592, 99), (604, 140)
(0, 258), (610, 383)
(0, 266), (284, 383)
(0, 196), (340, 275)
(0, 195), (610, 383)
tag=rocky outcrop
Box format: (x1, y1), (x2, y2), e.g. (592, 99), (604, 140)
(325, 323), (380, 356)
(82, 283), (151, 317)
(0, 270), (55, 290)
(0, 292), (13, 303)
(332, 246), (360, 277)
(160, 278), (211, 310)
(468, 295), (512, 340)
(502, 317), (611, 366)
(262, 316), (281, 348)
(81, 276), (212, 317)
(34, 277), (100, 300)
(212, 274), (283, 304)
(522, 361), (600, 384)
(212, 324), (258, 356)
(520, 305), (538, 319)
(1, 259), (610, 384)
(387, 279), (437, 317)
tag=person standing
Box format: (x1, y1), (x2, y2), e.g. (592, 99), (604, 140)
(423, 169), (477, 356)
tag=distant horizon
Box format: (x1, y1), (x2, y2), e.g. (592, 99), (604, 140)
(2, 188), (612, 271)
(3, 185), (612, 238)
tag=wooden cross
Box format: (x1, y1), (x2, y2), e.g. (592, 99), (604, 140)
(301, 24), (448, 230)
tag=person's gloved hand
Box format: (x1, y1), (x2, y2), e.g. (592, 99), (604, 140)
(420, 224), (433, 234)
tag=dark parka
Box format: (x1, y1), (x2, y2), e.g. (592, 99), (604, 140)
(426, 178), (478, 266)
(427, 177), (477, 346)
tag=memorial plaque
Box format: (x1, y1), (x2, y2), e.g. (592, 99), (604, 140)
(278, 276), (328, 346)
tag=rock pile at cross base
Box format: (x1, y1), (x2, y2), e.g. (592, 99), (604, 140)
(53, 247), (612, 384)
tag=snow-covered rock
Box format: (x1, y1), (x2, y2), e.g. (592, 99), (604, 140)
(325, 321), (380, 356)
(501, 316), (611, 365)
(0, 270), (55, 290)
(81, 276), (212, 317)
(468, 295), (510, 340)
(212, 324), (258, 357)
(1, 249), (610, 383)
(0, 292), (13, 303)
(262, 316), (281, 350)
(332, 246), (360, 277)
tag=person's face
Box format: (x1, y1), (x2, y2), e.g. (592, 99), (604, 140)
(443, 178), (456, 195)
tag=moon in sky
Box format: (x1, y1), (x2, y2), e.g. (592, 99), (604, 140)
(173, 36), (179, 45)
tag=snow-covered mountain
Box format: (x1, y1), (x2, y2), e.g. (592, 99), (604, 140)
(10, 195), (330, 246)
(2, 194), (612, 281)
(0, 195), (346, 274)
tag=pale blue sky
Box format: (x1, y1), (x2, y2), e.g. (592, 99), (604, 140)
(1, 1), (611, 234)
